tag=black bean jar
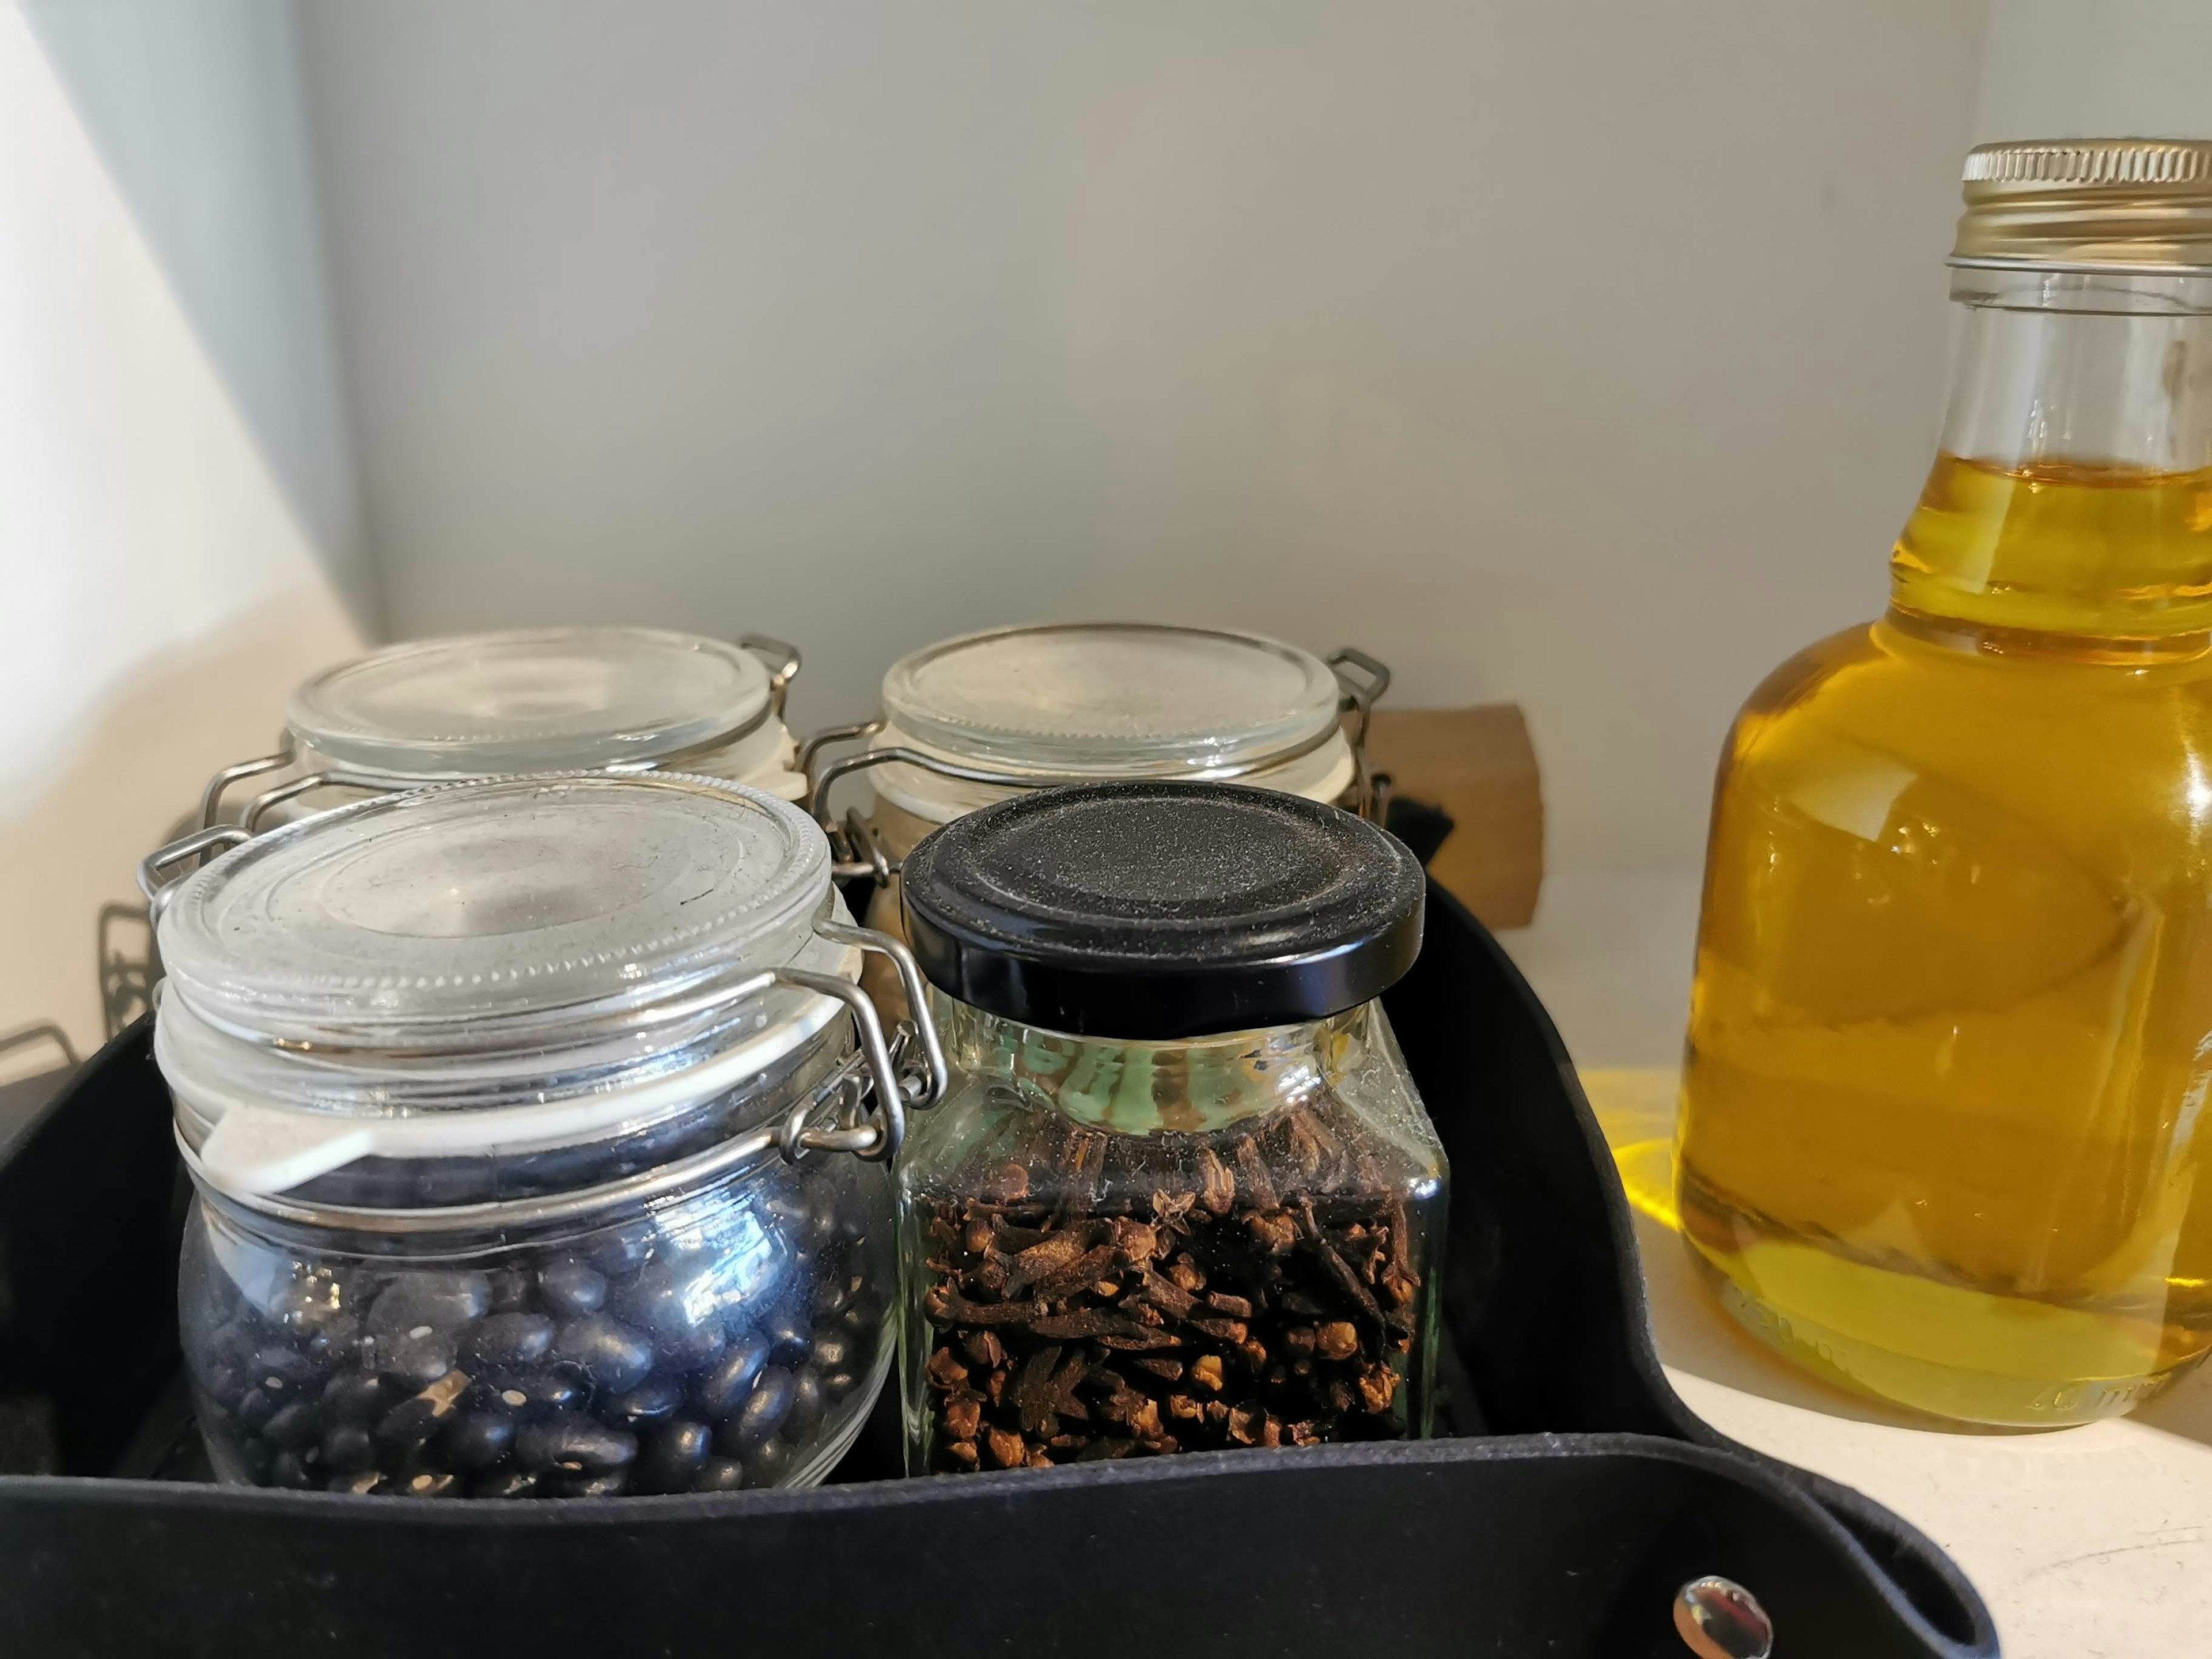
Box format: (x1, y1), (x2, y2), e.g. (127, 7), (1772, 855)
(141, 772), (942, 1498)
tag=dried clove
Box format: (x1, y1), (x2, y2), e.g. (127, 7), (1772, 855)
(914, 1106), (1424, 1473)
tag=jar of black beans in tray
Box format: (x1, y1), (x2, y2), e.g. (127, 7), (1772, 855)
(893, 781), (1446, 1475)
(142, 772), (943, 1498)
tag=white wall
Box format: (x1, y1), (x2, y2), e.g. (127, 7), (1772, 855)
(1978, 1), (2212, 141)
(0, 0), (366, 1069)
(297, 0), (1989, 874)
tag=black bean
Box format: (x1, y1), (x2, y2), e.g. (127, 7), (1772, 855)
(691, 1457), (747, 1493)
(472, 1468), (541, 1500)
(536, 1256), (607, 1319)
(783, 1370), (824, 1442)
(604, 1373), (684, 1429)
(840, 1302), (876, 1336)
(810, 1274), (853, 1319)
(321, 1370), (389, 1424)
(343, 1266), (397, 1305)
(487, 1268), (534, 1313)
(514, 1412), (637, 1475)
(376, 1326), (457, 1392)
(821, 1371), (858, 1402)
(203, 1319), (256, 1393)
(263, 1400), (322, 1450)
(249, 1346), (322, 1391)
(321, 1422), (377, 1475)
(374, 1392), (460, 1459)
(746, 1435), (789, 1483)
(305, 1320), (363, 1370)
(464, 1312), (555, 1370)
(442, 1409), (516, 1471)
(327, 1470), (383, 1495)
(476, 1369), (584, 1418)
(552, 1313), (654, 1395)
(692, 1336), (768, 1419)
(763, 1306), (811, 1366)
(635, 1420), (712, 1494)
(589, 1230), (653, 1277)
(269, 1450), (319, 1490)
(397, 1471), (461, 1498)
(721, 1366), (795, 1455)
(811, 1334), (851, 1374)
(234, 1388), (278, 1434)
(365, 1271), (490, 1340)
(653, 1323), (727, 1374)
(612, 1262), (730, 1369)
(206, 1361), (251, 1403)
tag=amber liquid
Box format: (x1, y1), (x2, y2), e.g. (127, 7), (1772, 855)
(1678, 454), (2212, 1425)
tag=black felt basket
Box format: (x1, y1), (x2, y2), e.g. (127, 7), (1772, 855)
(0, 884), (1998, 1657)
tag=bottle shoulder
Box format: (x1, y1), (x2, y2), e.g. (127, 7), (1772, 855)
(1726, 616), (2212, 762)
(1710, 616), (2212, 882)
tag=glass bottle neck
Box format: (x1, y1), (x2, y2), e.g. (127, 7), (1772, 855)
(1890, 268), (2212, 648)
(931, 994), (1363, 1135)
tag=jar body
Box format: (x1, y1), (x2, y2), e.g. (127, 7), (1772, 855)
(1679, 611), (2212, 1424)
(896, 998), (1446, 1473)
(181, 1141), (893, 1496)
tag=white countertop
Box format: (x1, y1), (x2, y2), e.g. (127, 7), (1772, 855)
(1497, 871), (2212, 1659)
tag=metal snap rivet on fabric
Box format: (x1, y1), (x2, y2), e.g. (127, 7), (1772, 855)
(1674, 1576), (1772, 1659)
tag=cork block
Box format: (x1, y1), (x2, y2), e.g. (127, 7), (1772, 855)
(1368, 705), (1543, 930)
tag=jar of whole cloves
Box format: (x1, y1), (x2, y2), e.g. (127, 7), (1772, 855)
(893, 781), (1445, 1474)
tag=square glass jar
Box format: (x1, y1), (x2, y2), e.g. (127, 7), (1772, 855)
(888, 779), (1444, 1474)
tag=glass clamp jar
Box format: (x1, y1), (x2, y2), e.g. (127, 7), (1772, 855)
(192, 626), (808, 841)
(798, 622), (1391, 888)
(891, 779), (1446, 1475)
(138, 771), (944, 1499)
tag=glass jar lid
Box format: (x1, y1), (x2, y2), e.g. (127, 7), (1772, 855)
(900, 781), (1425, 1040)
(879, 623), (1343, 778)
(154, 775), (858, 1199)
(287, 627), (776, 781)
(161, 772), (827, 1047)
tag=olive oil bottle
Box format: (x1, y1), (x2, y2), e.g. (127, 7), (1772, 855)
(1679, 141), (2212, 1426)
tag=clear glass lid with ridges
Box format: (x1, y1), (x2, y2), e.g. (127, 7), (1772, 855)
(878, 622), (1343, 777)
(152, 774), (861, 1199)
(286, 627), (775, 779)
(158, 772), (828, 1048)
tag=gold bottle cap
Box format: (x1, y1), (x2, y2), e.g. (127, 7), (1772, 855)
(1950, 138), (2212, 274)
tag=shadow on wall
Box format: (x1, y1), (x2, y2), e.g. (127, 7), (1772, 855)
(0, 589), (359, 1081)
(21, 0), (378, 635)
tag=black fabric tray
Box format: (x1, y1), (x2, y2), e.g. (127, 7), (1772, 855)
(0, 884), (1998, 1657)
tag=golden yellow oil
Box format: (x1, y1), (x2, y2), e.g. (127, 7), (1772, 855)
(1678, 453), (2212, 1426)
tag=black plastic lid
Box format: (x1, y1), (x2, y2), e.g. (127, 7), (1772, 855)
(899, 781), (1426, 1040)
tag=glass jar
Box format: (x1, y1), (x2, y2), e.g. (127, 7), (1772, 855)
(1679, 140), (2212, 1425)
(140, 771), (942, 1497)
(195, 626), (808, 835)
(801, 622), (1389, 1013)
(890, 781), (1445, 1474)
